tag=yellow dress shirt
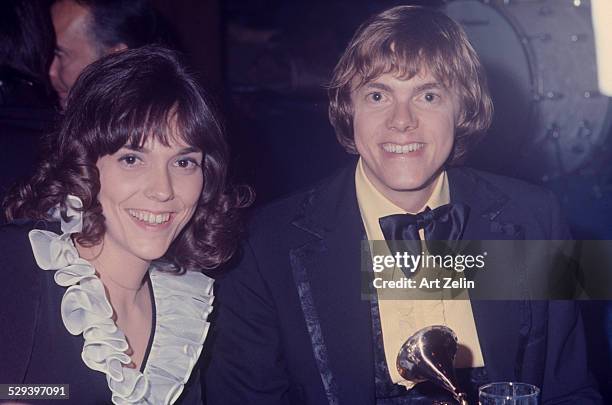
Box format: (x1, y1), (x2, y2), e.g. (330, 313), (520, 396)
(355, 158), (484, 388)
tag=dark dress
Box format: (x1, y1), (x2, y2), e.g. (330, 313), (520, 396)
(0, 216), (213, 404)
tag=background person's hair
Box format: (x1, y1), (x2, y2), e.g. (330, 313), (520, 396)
(328, 5), (493, 164)
(73, 0), (172, 53)
(0, 0), (54, 83)
(4, 45), (251, 271)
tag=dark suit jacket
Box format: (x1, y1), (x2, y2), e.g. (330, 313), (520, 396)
(205, 165), (601, 404)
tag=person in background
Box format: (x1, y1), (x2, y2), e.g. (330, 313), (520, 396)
(0, 0), (57, 198)
(205, 6), (601, 404)
(0, 45), (250, 404)
(49, 0), (167, 108)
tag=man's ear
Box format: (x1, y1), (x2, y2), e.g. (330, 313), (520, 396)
(107, 42), (128, 54)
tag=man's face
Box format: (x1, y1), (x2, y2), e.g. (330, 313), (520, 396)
(351, 71), (461, 209)
(49, 0), (101, 107)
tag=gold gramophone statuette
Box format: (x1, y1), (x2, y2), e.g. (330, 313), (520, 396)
(396, 325), (469, 405)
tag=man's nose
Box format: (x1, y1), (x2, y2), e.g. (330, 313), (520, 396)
(387, 101), (418, 132)
(144, 167), (175, 202)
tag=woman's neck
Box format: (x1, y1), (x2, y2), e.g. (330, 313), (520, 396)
(75, 238), (151, 313)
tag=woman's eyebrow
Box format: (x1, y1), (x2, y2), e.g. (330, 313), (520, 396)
(178, 146), (200, 154)
(123, 144), (147, 152)
(120, 145), (201, 154)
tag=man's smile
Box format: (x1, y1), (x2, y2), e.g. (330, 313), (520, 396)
(381, 142), (426, 154)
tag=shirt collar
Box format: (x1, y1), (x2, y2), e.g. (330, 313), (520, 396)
(355, 158), (449, 240)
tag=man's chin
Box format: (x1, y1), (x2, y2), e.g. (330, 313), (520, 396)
(387, 172), (443, 193)
(389, 182), (431, 193)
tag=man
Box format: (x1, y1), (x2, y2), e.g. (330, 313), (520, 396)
(49, 0), (161, 107)
(206, 6), (601, 404)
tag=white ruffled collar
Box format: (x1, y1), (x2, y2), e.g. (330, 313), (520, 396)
(28, 196), (214, 404)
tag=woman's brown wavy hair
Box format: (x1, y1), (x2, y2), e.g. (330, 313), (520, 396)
(4, 45), (252, 272)
(328, 5), (493, 164)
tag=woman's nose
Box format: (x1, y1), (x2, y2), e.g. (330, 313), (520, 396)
(144, 167), (174, 202)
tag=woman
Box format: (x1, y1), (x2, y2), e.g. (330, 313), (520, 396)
(0, 45), (249, 404)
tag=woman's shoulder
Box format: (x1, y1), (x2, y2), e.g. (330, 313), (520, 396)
(0, 219), (64, 302)
(0, 218), (59, 238)
(0, 220), (62, 306)
(0, 219), (59, 262)
(0, 220), (59, 383)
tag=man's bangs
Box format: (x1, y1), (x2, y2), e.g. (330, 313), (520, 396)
(354, 40), (457, 89)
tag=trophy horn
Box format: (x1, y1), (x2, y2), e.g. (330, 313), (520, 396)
(396, 325), (468, 405)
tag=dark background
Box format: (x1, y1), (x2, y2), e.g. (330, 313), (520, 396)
(156, 0), (612, 231)
(154, 0), (612, 398)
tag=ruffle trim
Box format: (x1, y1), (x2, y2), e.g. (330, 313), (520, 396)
(28, 196), (214, 404)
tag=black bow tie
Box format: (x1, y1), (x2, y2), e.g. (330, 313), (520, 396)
(378, 204), (470, 276)
(379, 203), (470, 242)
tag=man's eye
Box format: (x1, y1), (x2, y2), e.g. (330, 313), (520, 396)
(423, 93), (440, 103)
(367, 92), (385, 103)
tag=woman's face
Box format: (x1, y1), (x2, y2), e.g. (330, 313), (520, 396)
(95, 134), (204, 264)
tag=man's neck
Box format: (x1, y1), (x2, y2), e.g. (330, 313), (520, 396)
(366, 170), (442, 213)
(385, 183), (436, 213)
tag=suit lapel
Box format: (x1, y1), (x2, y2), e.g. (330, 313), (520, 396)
(448, 168), (531, 382)
(290, 166), (375, 404)
(449, 168), (522, 240)
(286, 166), (535, 399)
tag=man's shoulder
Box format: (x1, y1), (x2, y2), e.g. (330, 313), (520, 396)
(248, 165), (356, 238)
(451, 166), (555, 206)
(450, 167), (567, 238)
(249, 189), (314, 232)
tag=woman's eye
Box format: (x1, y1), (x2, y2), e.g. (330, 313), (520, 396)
(175, 158), (200, 169)
(118, 154), (141, 167)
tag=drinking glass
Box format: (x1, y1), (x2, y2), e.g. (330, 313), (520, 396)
(479, 382), (539, 405)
